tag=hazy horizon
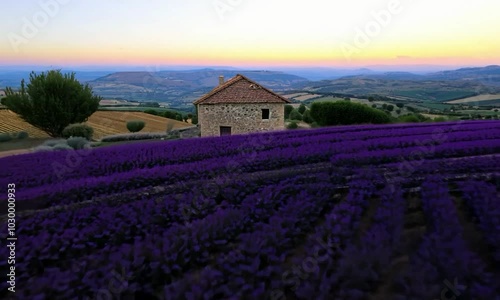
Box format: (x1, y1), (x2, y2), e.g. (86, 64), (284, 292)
(2, 0), (499, 69)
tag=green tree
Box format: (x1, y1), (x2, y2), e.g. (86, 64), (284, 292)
(368, 96), (375, 102)
(126, 120), (145, 132)
(310, 101), (391, 126)
(386, 104), (394, 112)
(191, 114), (198, 125)
(2, 70), (101, 137)
(302, 109), (314, 124)
(396, 103), (404, 108)
(284, 104), (294, 119)
(298, 103), (306, 114)
(289, 109), (303, 121)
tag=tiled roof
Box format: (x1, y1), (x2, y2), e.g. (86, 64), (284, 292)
(193, 74), (291, 105)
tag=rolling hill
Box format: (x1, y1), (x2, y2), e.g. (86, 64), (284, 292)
(88, 69), (309, 108)
(0, 110), (190, 140)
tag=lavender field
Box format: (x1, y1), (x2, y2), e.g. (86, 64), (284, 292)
(1, 120), (500, 299)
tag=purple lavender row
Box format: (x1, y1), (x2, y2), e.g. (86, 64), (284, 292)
(1, 120), (496, 188)
(8, 181), (320, 299)
(393, 177), (497, 299)
(316, 185), (406, 299)
(0, 174), (318, 294)
(461, 180), (500, 263)
(160, 182), (337, 299)
(332, 138), (500, 167)
(271, 177), (377, 300)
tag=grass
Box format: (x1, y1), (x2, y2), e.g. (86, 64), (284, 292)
(0, 138), (50, 152)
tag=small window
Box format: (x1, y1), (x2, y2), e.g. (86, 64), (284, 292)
(262, 109), (270, 119)
(220, 126), (231, 136)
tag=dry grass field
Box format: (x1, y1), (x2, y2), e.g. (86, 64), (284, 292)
(0, 110), (191, 140)
(446, 94), (500, 104)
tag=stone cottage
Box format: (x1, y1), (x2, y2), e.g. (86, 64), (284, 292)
(193, 74), (291, 137)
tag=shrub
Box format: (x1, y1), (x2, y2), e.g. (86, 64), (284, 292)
(42, 139), (67, 147)
(396, 109), (402, 115)
(310, 122), (320, 128)
(289, 109), (303, 121)
(302, 110), (314, 124)
(144, 109), (158, 116)
(101, 132), (171, 143)
(287, 122), (298, 129)
(53, 143), (74, 151)
(310, 101), (391, 126)
(396, 103), (404, 108)
(126, 120), (145, 133)
(16, 131), (29, 139)
(386, 105), (394, 112)
(284, 105), (294, 119)
(434, 117), (447, 122)
(67, 137), (91, 150)
(298, 104), (306, 114)
(191, 115), (198, 125)
(372, 104), (377, 108)
(62, 124), (94, 140)
(33, 145), (54, 152)
(0, 133), (13, 142)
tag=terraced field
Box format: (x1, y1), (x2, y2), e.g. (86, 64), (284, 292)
(0, 110), (190, 140)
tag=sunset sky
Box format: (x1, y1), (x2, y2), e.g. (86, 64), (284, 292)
(1, 0), (499, 69)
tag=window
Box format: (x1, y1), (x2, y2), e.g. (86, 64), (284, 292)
(220, 126), (231, 136)
(262, 109), (270, 119)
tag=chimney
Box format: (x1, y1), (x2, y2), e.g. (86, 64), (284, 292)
(218, 75), (224, 86)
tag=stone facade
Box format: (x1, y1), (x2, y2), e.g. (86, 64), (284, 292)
(198, 103), (285, 137)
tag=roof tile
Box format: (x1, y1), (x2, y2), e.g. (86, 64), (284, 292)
(193, 74), (291, 105)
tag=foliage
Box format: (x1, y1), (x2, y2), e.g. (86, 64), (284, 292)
(298, 104), (306, 114)
(396, 109), (402, 115)
(62, 124), (94, 140)
(2, 70), (101, 137)
(101, 132), (173, 143)
(368, 96), (375, 102)
(302, 110), (314, 124)
(67, 136), (91, 150)
(287, 121), (298, 129)
(396, 103), (404, 108)
(310, 101), (392, 126)
(144, 109), (159, 116)
(397, 113), (430, 123)
(191, 114), (198, 125)
(289, 109), (303, 121)
(0, 133), (13, 142)
(284, 104), (294, 119)
(126, 120), (146, 133)
(15, 131), (29, 139)
(386, 104), (394, 112)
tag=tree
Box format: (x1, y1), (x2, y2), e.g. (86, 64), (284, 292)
(368, 97), (375, 102)
(396, 103), (404, 108)
(386, 104), (394, 112)
(298, 103), (306, 114)
(302, 109), (314, 124)
(284, 104), (294, 119)
(289, 109), (302, 121)
(2, 70), (101, 137)
(126, 120), (145, 132)
(191, 114), (198, 125)
(310, 101), (391, 126)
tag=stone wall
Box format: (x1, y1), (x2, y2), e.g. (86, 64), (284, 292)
(198, 103), (285, 137)
(166, 125), (200, 139)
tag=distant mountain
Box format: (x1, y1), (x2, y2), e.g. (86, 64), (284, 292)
(89, 69), (309, 108)
(427, 65), (500, 86)
(296, 66), (500, 103)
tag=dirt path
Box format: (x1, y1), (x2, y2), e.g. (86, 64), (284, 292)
(0, 148), (33, 159)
